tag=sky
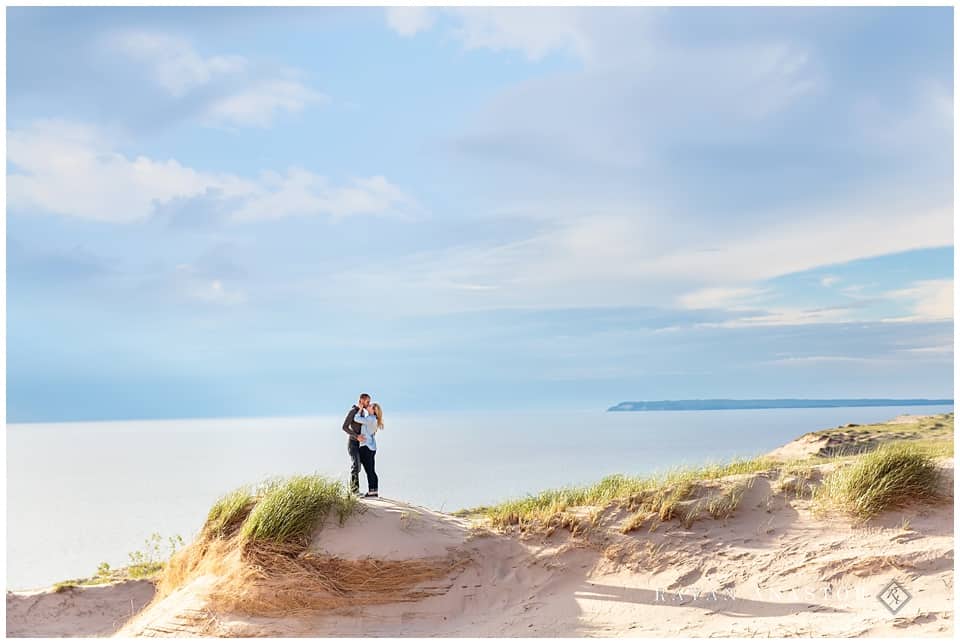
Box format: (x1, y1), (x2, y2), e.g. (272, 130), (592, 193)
(5, 6), (954, 422)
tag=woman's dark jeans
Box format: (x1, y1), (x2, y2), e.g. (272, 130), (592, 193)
(359, 446), (378, 492)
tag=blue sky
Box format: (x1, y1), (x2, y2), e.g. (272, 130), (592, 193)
(6, 6), (954, 422)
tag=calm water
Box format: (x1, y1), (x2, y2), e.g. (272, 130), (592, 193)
(6, 405), (952, 590)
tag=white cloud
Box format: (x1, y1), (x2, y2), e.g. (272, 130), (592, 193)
(899, 344), (953, 355)
(766, 355), (882, 365)
(883, 279), (953, 322)
(449, 7), (591, 61)
(105, 31), (246, 97)
(698, 306), (857, 328)
(855, 80), (953, 153)
(386, 7), (436, 37)
(820, 275), (840, 287)
(384, 6), (653, 64)
(7, 120), (414, 223)
(649, 202), (951, 284)
(103, 30), (325, 128)
(6, 120), (251, 222)
(231, 170), (415, 221)
(676, 287), (769, 310)
(204, 79), (327, 128)
(297, 188), (950, 319)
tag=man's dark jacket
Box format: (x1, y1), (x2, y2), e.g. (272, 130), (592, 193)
(342, 405), (362, 441)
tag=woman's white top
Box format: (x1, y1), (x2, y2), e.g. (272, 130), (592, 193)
(354, 413), (380, 451)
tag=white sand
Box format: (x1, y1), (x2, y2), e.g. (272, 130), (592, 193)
(10, 434), (953, 637)
(6, 579), (154, 637)
(114, 463), (954, 637)
(307, 497), (473, 561)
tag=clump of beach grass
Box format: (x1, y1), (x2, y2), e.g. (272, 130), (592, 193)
(776, 464), (816, 498)
(239, 474), (358, 544)
(813, 442), (943, 519)
(707, 479), (751, 520)
(455, 455), (776, 532)
(154, 473), (465, 618)
(620, 511), (647, 534)
(204, 487), (256, 539)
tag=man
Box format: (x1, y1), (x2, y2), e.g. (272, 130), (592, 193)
(342, 393), (370, 495)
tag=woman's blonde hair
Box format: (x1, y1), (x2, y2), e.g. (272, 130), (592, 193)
(370, 403), (384, 430)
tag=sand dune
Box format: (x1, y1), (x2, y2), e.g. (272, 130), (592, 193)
(5, 580), (154, 637)
(9, 422), (954, 638)
(116, 463), (953, 637)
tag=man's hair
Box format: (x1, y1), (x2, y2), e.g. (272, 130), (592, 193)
(359, 393), (371, 400)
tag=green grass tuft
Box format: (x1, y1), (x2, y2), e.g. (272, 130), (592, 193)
(706, 480), (750, 520)
(204, 487), (256, 539)
(813, 442), (944, 519)
(239, 474), (359, 544)
(455, 414), (952, 532)
(455, 455), (776, 530)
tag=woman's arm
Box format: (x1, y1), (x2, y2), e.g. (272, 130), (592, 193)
(354, 413), (378, 426)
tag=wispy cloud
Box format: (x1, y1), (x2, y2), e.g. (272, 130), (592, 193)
(7, 120), (414, 223)
(231, 171), (416, 221)
(203, 78), (327, 128)
(676, 287), (770, 310)
(102, 29), (326, 127)
(385, 7), (589, 60)
(104, 30), (247, 97)
(882, 279), (953, 322)
(386, 7), (435, 37)
(766, 355), (884, 365)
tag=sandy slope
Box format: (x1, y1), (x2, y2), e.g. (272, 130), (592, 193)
(115, 462), (954, 638)
(10, 426), (954, 638)
(5, 580), (154, 637)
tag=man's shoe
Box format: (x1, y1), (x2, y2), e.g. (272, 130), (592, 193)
(364, 491), (379, 498)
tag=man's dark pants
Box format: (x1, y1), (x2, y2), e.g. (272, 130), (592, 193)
(347, 439), (361, 494)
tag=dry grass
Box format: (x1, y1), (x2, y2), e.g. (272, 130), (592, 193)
(620, 511), (647, 534)
(775, 465), (815, 498)
(706, 480), (750, 520)
(456, 456), (776, 532)
(150, 473), (466, 619)
(204, 488), (256, 540)
(208, 539), (466, 616)
(813, 442), (944, 519)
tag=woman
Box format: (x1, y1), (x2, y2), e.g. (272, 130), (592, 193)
(354, 402), (383, 498)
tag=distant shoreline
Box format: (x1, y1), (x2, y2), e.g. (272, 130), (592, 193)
(608, 398), (954, 412)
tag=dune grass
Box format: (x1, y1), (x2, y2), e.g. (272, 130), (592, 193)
(238, 474), (359, 544)
(51, 534), (185, 591)
(194, 474), (360, 545)
(454, 456), (775, 529)
(706, 480), (751, 520)
(813, 442), (944, 519)
(805, 413), (954, 459)
(158, 474), (453, 618)
(204, 487), (257, 539)
(457, 413), (953, 532)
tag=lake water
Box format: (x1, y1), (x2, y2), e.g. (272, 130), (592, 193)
(5, 405), (952, 590)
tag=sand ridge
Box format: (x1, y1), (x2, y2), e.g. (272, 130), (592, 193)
(5, 579), (155, 637)
(112, 461), (953, 637)
(9, 415), (954, 638)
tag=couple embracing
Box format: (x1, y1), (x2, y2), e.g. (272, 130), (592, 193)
(341, 393), (384, 498)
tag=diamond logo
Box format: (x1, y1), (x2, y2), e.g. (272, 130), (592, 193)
(877, 579), (912, 615)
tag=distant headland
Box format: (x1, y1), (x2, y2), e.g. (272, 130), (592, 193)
(607, 398), (954, 412)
